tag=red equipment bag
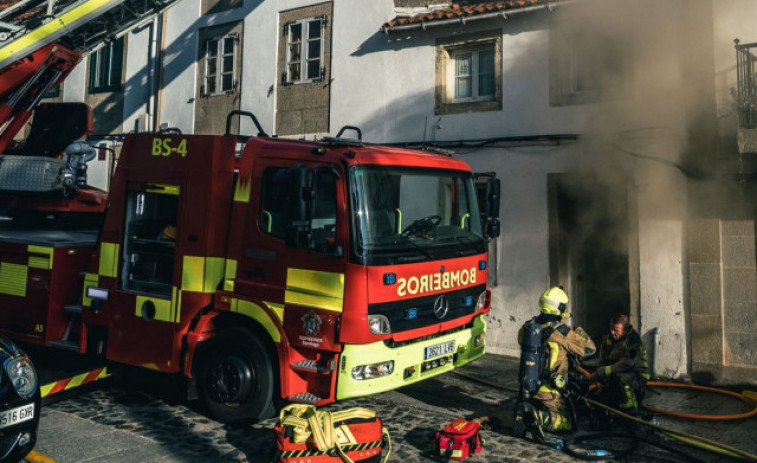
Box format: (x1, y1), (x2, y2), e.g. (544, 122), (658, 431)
(435, 419), (484, 460)
(274, 404), (391, 463)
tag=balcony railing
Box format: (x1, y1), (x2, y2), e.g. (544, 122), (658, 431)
(735, 39), (757, 129)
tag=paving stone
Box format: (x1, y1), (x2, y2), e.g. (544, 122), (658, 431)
(32, 354), (757, 463)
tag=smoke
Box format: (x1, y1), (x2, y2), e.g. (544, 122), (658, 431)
(553, 0), (694, 219)
(546, 0), (711, 338)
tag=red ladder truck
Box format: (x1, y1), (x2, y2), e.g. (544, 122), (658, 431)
(0, 110), (501, 422)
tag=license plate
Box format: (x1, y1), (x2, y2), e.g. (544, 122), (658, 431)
(424, 341), (455, 360)
(0, 403), (34, 430)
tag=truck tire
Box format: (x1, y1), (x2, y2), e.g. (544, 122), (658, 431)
(196, 327), (275, 423)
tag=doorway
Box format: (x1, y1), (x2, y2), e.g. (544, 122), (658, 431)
(548, 174), (636, 341)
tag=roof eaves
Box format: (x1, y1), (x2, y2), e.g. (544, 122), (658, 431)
(381, 0), (574, 34)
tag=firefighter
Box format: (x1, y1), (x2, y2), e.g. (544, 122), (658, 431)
(514, 286), (596, 441)
(589, 312), (650, 413)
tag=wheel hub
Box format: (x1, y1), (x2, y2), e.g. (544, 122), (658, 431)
(207, 355), (253, 404)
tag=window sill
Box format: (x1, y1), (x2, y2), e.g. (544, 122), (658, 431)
(435, 99), (501, 115)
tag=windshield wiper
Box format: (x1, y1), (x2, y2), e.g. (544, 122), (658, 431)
(451, 234), (485, 255)
(394, 234), (433, 260)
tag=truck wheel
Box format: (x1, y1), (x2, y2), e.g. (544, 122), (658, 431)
(196, 328), (275, 423)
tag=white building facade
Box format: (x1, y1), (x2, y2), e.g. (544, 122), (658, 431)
(59, 0), (757, 385)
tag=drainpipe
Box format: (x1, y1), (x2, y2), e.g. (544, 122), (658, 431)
(651, 327), (659, 380)
(151, 13), (166, 132)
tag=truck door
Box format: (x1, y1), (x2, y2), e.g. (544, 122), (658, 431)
(241, 160), (345, 353)
(106, 183), (181, 370)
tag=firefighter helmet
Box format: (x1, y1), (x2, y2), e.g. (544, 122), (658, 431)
(539, 286), (568, 316)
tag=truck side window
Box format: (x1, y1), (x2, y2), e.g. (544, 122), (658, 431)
(310, 169), (337, 253)
(121, 189), (178, 296)
(259, 168), (290, 239)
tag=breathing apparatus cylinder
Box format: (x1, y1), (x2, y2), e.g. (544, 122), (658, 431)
(519, 317), (544, 398)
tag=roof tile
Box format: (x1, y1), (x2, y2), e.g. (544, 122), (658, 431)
(384, 0), (551, 28)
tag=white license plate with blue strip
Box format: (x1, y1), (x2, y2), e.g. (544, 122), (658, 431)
(424, 341), (455, 360)
(0, 403), (34, 429)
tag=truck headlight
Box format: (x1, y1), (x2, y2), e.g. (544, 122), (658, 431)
(476, 290), (487, 310)
(351, 361), (394, 380)
(368, 315), (391, 335)
(5, 356), (37, 399)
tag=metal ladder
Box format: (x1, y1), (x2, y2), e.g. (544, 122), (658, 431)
(0, 0), (180, 70)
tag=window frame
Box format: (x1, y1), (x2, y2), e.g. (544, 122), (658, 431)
(449, 47), (496, 103)
(88, 37), (124, 94)
(435, 31), (502, 115)
(283, 16), (326, 85)
(549, 20), (630, 107)
(202, 32), (239, 96)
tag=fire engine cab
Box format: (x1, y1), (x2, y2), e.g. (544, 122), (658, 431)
(0, 111), (500, 423)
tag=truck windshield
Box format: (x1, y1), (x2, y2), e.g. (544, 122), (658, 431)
(351, 166), (485, 265)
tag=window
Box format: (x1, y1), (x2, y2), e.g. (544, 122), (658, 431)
(89, 37), (124, 93)
(549, 18), (629, 106)
(276, 3), (332, 136)
(310, 168), (338, 254)
(203, 34), (238, 95)
(42, 85), (60, 99)
(435, 31), (502, 115)
(284, 17), (324, 84)
(121, 189), (179, 296)
(452, 49), (495, 101)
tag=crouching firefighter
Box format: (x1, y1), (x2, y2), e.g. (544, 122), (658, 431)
(513, 286), (596, 442)
(588, 312), (650, 414)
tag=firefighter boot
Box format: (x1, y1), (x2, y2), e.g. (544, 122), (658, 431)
(521, 403), (546, 443)
(513, 402), (528, 438)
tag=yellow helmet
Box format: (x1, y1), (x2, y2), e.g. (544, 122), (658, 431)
(539, 286), (569, 316)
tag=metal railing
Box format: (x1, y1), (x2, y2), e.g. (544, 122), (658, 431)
(735, 39), (757, 128)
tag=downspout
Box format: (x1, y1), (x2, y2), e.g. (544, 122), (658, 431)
(152, 13), (166, 132)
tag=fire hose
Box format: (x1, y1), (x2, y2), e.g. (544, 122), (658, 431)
(643, 381), (757, 421)
(452, 369), (757, 462)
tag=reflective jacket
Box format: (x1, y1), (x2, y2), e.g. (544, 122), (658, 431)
(518, 316), (597, 382)
(597, 325), (650, 381)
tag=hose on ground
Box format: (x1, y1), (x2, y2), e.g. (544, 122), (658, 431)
(451, 369), (757, 462)
(644, 381), (757, 421)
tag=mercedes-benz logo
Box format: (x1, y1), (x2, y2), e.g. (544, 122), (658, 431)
(433, 295), (450, 320)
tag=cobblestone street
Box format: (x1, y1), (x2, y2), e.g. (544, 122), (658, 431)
(31, 354), (757, 463)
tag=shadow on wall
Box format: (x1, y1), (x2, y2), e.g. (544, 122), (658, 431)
(89, 0), (265, 135)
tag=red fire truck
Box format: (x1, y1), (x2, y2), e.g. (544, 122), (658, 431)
(0, 107), (501, 422)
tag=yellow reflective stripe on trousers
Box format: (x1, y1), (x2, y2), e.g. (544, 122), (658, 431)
(27, 245), (54, 269)
(98, 242), (119, 278)
(0, 262), (27, 296)
(285, 268), (344, 312)
(232, 299), (281, 343)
